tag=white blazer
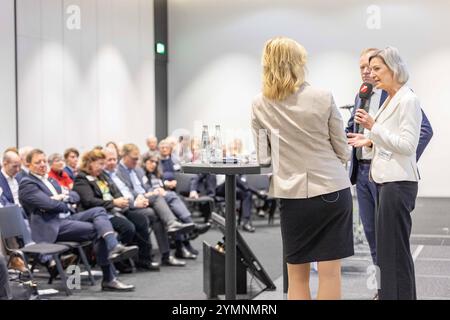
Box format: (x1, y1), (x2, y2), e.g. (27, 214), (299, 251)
(367, 85), (422, 184)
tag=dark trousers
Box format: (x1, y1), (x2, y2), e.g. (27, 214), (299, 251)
(132, 207), (170, 257)
(124, 208), (152, 262)
(148, 194), (177, 225)
(355, 163), (378, 264)
(110, 215), (136, 245)
(376, 181), (418, 300)
(57, 207), (116, 281)
(216, 183), (253, 223)
(164, 191), (192, 223)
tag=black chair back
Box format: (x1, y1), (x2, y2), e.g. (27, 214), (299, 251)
(245, 175), (270, 191)
(175, 172), (197, 196)
(0, 206), (25, 240)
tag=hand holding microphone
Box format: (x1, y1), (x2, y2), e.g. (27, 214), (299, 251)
(354, 109), (375, 130)
(355, 82), (374, 132)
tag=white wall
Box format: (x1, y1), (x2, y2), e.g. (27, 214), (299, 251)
(0, 0), (17, 152)
(168, 0), (450, 197)
(17, 0), (155, 154)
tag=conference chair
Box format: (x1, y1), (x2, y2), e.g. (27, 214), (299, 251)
(0, 206), (72, 295)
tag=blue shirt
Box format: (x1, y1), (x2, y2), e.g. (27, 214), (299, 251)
(105, 169), (135, 200)
(119, 162), (146, 194)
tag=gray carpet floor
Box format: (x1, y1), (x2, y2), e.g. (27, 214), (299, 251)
(30, 197), (449, 300)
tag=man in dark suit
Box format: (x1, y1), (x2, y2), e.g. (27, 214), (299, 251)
(189, 173), (217, 222)
(0, 151), (22, 206)
(102, 147), (185, 266)
(115, 144), (194, 232)
(0, 192), (9, 207)
(19, 149), (137, 291)
(63, 148), (79, 181)
(0, 151), (33, 246)
(346, 48), (433, 266)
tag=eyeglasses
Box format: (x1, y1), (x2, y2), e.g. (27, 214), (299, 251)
(129, 156), (139, 162)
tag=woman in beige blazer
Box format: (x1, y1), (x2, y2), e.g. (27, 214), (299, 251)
(348, 47), (422, 300)
(251, 37), (353, 300)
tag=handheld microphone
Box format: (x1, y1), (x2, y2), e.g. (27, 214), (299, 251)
(355, 82), (373, 132)
(339, 104), (354, 110)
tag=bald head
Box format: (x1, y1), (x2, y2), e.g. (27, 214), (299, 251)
(2, 151), (22, 178)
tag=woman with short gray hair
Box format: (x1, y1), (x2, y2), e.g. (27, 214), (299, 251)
(348, 46), (422, 300)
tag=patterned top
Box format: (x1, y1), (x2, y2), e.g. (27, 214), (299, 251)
(96, 179), (114, 201)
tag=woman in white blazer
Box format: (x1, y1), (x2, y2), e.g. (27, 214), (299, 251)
(348, 47), (422, 300)
(252, 37), (353, 300)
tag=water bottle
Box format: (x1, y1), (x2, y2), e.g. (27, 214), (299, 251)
(200, 125), (210, 163)
(213, 125), (223, 163)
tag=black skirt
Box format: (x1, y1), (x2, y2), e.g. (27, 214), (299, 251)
(280, 188), (354, 264)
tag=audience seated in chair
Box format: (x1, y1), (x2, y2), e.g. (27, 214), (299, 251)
(17, 146), (33, 181)
(158, 139), (179, 189)
(47, 153), (74, 190)
(19, 148), (137, 292)
(188, 173), (217, 222)
(63, 148), (79, 181)
(141, 153), (211, 258)
(0, 150), (34, 256)
(142, 135), (160, 159)
(102, 146), (185, 268)
(116, 144), (206, 260)
(72, 149), (161, 272)
(216, 174), (261, 233)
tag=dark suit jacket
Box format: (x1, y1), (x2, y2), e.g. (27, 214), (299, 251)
(189, 174), (217, 197)
(116, 164), (149, 198)
(73, 171), (123, 212)
(63, 166), (76, 181)
(15, 169), (28, 183)
(346, 90), (433, 184)
(0, 171), (17, 205)
(160, 157), (176, 182)
(18, 174), (79, 243)
(0, 192), (10, 207)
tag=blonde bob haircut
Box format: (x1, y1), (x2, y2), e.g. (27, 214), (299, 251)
(262, 37), (307, 101)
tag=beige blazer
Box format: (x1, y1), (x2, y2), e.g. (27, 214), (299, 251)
(251, 83), (351, 199)
(367, 85), (422, 183)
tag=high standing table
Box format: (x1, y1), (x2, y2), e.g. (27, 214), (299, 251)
(181, 163), (270, 300)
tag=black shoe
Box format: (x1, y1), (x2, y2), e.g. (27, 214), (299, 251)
(102, 278), (135, 292)
(161, 255), (186, 267)
(175, 247), (197, 260)
(135, 260), (160, 271)
(167, 221), (195, 234)
(184, 243), (199, 255)
(242, 222), (255, 233)
(188, 222), (211, 240)
(108, 244), (139, 262)
(114, 261), (133, 274)
(195, 222), (211, 235)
